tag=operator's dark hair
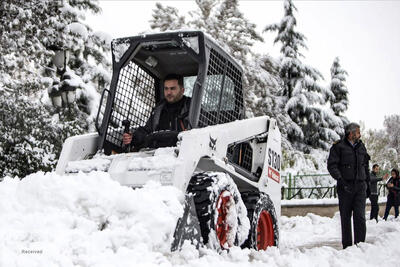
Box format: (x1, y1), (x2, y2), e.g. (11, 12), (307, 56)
(344, 122), (360, 137)
(372, 164), (379, 169)
(164, 74), (184, 88)
(391, 168), (399, 178)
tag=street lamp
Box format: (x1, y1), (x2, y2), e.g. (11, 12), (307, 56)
(48, 80), (62, 108)
(59, 73), (76, 105)
(48, 45), (76, 108)
(50, 45), (69, 76)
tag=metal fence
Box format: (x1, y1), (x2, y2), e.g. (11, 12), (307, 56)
(281, 173), (389, 200)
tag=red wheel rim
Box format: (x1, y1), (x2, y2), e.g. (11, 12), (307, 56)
(257, 210), (275, 250)
(216, 190), (234, 248)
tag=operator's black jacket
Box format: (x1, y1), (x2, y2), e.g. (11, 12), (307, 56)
(132, 96), (191, 148)
(327, 138), (370, 184)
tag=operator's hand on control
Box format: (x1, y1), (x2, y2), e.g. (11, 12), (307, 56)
(388, 183), (394, 188)
(123, 132), (132, 145)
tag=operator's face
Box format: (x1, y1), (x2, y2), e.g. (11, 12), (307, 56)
(373, 166), (380, 173)
(164, 79), (184, 104)
(392, 171), (397, 178)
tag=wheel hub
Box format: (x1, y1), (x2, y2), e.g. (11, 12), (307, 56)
(216, 190), (236, 248)
(257, 210), (274, 250)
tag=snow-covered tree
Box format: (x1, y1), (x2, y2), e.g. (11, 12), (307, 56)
(150, 2), (187, 31)
(246, 53), (296, 148)
(202, 0), (276, 119)
(383, 114), (400, 155)
(327, 57), (349, 135)
(264, 0), (338, 150)
(188, 0), (219, 35)
(329, 57), (349, 117)
(1, 1), (110, 95)
(0, 0), (111, 177)
(212, 0), (263, 64)
(246, 54), (281, 116)
(0, 93), (88, 178)
(151, 1), (281, 110)
(152, 0), (263, 65)
(363, 115), (400, 171)
(264, 0), (311, 99)
(364, 128), (397, 170)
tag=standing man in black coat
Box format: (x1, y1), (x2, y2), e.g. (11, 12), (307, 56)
(327, 122), (371, 249)
(369, 164), (388, 222)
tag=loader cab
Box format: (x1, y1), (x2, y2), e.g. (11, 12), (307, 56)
(97, 31), (245, 155)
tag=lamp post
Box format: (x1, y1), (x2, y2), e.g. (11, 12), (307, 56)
(48, 80), (62, 109)
(59, 73), (76, 106)
(48, 45), (77, 108)
(51, 46), (68, 76)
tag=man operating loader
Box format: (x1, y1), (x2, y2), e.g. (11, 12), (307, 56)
(122, 74), (191, 150)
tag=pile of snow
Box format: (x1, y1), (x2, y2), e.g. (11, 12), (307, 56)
(65, 156), (113, 173)
(282, 196), (390, 206)
(1, 171), (400, 267)
(65, 147), (181, 174)
(0, 172), (183, 266)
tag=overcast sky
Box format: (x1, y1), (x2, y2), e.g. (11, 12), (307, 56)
(86, 0), (400, 131)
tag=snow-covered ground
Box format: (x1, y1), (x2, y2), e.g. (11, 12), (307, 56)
(1, 172), (400, 267)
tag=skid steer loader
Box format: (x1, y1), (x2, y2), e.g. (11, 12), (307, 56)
(56, 31), (281, 251)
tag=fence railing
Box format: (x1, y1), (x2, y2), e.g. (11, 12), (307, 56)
(281, 173), (388, 200)
(281, 186), (337, 200)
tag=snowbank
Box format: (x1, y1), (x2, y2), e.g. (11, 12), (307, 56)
(1, 171), (400, 267)
(0, 172), (183, 266)
(282, 197), (390, 206)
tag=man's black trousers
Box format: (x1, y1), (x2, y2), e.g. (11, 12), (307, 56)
(337, 180), (367, 249)
(368, 194), (379, 221)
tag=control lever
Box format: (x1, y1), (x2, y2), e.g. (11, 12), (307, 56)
(122, 119), (131, 153)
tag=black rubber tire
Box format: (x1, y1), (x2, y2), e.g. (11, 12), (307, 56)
(241, 191), (279, 250)
(187, 172), (249, 249)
